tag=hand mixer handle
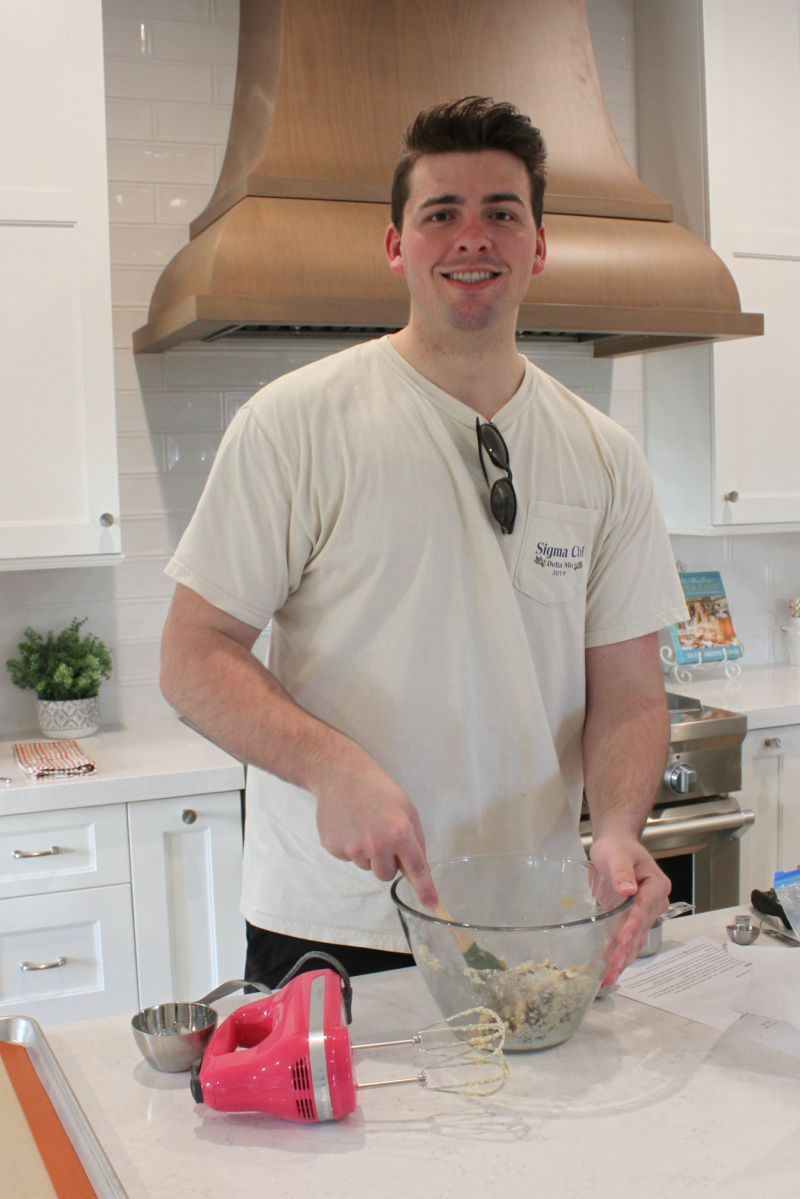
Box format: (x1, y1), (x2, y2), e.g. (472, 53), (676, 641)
(204, 999), (278, 1058)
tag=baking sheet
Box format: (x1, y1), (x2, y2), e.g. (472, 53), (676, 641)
(0, 1016), (127, 1199)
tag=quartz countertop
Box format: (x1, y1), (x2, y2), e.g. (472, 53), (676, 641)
(0, 718), (245, 816)
(42, 907), (800, 1199)
(667, 662), (800, 730)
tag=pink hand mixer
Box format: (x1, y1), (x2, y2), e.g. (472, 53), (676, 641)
(190, 955), (507, 1123)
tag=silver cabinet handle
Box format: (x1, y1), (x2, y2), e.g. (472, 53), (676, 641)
(182, 809), (197, 825)
(764, 737), (782, 750)
(99, 512), (116, 526)
(20, 956), (66, 971)
(13, 846), (59, 859)
(723, 491), (740, 503)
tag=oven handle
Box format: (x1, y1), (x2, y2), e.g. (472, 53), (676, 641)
(581, 807), (755, 852)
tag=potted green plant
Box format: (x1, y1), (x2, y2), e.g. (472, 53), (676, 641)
(6, 617), (113, 738)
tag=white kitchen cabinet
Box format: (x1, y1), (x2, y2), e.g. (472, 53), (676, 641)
(127, 793), (246, 1010)
(739, 724), (800, 903)
(0, 805), (138, 1024)
(636, 0), (800, 531)
(0, 0), (121, 568)
(0, 886), (139, 1026)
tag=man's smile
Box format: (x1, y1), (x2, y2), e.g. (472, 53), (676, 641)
(440, 269), (502, 283)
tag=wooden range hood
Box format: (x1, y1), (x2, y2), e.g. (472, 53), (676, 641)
(133, 0), (763, 357)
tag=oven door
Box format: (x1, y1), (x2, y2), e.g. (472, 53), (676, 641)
(580, 795), (755, 911)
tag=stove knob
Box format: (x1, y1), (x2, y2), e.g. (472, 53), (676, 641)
(665, 763), (697, 794)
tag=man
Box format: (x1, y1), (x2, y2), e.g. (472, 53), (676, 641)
(160, 97), (688, 989)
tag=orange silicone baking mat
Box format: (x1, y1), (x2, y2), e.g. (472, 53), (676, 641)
(0, 1041), (97, 1199)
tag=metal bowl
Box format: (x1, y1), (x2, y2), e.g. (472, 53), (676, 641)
(726, 915), (761, 946)
(131, 1002), (218, 1073)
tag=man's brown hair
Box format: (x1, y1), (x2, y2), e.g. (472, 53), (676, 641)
(391, 96), (548, 231)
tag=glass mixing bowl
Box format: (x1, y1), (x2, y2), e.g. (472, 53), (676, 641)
(391, 854), (633, 1052)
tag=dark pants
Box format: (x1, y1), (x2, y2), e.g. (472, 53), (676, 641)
(244, 922), (415, 989)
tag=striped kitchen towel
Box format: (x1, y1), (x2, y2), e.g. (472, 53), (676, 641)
(13, 740), (96, 780)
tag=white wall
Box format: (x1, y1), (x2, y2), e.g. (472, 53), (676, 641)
(0, 0), (796, 736)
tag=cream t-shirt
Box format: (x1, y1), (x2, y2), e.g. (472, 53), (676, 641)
(166, 338), (688, 950)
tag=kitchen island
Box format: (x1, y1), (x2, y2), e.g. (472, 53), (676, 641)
(38, 907), (800, 1199)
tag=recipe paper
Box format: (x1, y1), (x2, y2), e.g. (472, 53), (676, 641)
(616, 937), (751, 1030)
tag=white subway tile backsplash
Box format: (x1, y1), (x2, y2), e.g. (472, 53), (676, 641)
(118, 472), (206, 518)
(108, 183), (156, 225)
(103, 16), (153, 59)
(111, 267), (165, 309)
(104, 0), (210, 19)
(165, 432), (223, 472)
(156, 184), (215, 225)
(109, 224), (187, 266)
(161, 348), (279, 389)
(117, 434), (166, 475)
(590, 28), (635, 70)
(586, 0), (635, 35)
(213, 63), (237, 105)
(603, 101), (637, 142)
(139, 392), (225, 432)
(112, 557), (175, 601)
(595, 65), (637, 106)
(112, 308), (149, 350)
(105, 98), (153, 141)
(108, 140), (217, 185)
(149, 19), (238, 65)
(104, 57), (213, 103)
(618, 139), (638, 172)
(120, 516), (181, 558)
(114, 638), (163, 681)
(154, 102), (233, 144)
(211, 0), (239, 24)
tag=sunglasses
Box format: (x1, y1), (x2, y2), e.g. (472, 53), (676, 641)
(476, 418), (517, 535)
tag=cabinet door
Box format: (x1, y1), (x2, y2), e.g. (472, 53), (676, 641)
(775, 725), (800, 874)
(0, 804), (130, 900)
(703, 0), (800, 524)
(739, 729), (781, 903)
(0, 0), (120, 565)
(0, 883), (138, 1024)
(127, 793), (245, 1009)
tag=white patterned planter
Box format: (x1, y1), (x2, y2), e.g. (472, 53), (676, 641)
(36, 697), (100, 739)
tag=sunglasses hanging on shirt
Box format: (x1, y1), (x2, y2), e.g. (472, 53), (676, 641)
(476, 418), (517, 535)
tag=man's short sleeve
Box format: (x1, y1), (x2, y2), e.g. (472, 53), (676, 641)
(584, 434), (688, 647)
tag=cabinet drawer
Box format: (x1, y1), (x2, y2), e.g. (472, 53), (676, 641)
(0, 884), (139, 1024)
(0, 804), (130, 900)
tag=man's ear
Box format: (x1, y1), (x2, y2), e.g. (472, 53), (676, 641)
(384, 223), (405, 276)
(531, 223), (546, 277)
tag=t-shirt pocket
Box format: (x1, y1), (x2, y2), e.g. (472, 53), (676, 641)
(514, 500), (600, 605)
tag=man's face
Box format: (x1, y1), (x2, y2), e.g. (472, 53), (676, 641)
(384, 149), (546, 337)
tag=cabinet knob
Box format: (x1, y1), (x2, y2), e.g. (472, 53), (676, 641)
(182, 808), (197, 825)
(99, 512), (116, 527)
(764, 737), (782, 750)
(723, 491), (740, 503)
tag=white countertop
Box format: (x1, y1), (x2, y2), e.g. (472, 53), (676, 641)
(41, 907), (800, 1199)
(0, 718), (245, 816)
(667, 662), (800, 729)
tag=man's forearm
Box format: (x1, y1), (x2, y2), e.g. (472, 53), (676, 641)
(582, 692), (669, 837)
(582, 635), (670, 840)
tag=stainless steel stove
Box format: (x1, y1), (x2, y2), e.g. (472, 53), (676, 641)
(580, 691), (754, 911)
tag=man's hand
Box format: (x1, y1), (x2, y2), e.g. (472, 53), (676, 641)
(589, 832), (671, 986)
(314, 753), (439, 909)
